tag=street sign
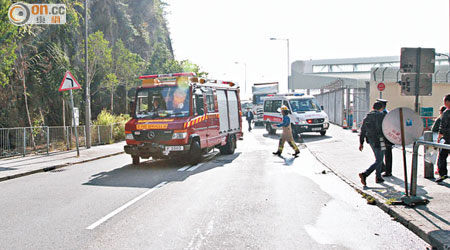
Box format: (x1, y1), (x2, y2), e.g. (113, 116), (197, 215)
(377, 82), (385, 92)
(400, 73), (432, 96)
(59, 71), (80, 156)
(59, 71), (81, 91)
(400, 47), (435, 74)
(382, 107), (423, 145)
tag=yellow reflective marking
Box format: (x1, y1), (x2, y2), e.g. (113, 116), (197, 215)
(136, 124), (168, 130)
(138, 119), (174, 123)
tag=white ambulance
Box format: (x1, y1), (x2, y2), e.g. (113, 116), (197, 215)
(263, 93), (329, 137)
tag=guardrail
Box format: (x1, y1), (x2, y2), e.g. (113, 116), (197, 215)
(411, 132), (450, 196)
(0, 124), (125, 159)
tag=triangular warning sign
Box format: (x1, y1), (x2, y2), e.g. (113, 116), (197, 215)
(59, 71), (81, 92)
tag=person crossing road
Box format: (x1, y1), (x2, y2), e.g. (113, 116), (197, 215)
(246, 108), (254, 131)
(273, 106), (300, 157)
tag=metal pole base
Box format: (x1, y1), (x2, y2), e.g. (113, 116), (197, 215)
(400, 196), (429, 207)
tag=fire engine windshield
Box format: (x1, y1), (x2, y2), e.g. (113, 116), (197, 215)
(289, 98), (321, 112)
(136, 86), (190, 118)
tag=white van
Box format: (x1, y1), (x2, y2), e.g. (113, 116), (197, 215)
(263, 93), (329, 137)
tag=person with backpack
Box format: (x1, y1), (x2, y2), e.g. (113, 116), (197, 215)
(432, 106), (447, 133)
(358, 102), (386, 186)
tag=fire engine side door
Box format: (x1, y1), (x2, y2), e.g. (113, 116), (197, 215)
(193, 88), (208, 148)
(205, 88), (220, 147)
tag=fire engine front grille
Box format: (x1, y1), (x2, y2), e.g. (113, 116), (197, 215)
(133, 130), (173, 141)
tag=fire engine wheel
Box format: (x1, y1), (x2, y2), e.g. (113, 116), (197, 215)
(266, 123), (276, 135)
(189, 140), (202, 164)
(132, 155), (140, 165)
(220, 134), (236, 155)
(320, 131), (327, 136)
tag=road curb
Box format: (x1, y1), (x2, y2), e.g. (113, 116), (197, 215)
(0, 151), (124, 183)
(306, 146), (446, 250)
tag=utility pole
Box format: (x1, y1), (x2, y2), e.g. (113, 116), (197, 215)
(84, 0), (91, 148)
(270, 38), (291, 92)
(234, 62), (247, 98)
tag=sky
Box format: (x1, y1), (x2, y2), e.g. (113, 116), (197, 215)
(164, 0), (449, 98)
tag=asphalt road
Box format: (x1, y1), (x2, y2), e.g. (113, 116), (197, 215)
(0, 123), (429, 250)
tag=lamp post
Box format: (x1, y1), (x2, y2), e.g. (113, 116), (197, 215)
(270, 37), (290, 92)
(234, 61), (247, 98)
(436, 52), (450, 65)
(84, 0), (91, 148)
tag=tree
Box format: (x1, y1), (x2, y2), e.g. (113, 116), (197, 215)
(105, 73), (118, 112)
(113, 39), (144, 114)
(81, 31), (112, 96)
(0, 0), (19, 87)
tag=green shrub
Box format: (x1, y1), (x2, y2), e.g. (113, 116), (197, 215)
(93, 110), (131, 142)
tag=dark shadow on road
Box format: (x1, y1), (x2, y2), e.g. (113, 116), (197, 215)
(0, 167), (16, 171)
(428, 230), (450, 247)
(436, 181), (450, 189)
(0, 149), (81, 168)
(415, 207), (450, 228)
(83, 152), (241, 189)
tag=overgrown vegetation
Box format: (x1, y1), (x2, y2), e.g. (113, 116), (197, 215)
(93, 109), (130, 141)
(0, 0), (206, 129)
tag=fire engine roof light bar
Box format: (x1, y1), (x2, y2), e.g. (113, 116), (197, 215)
(139, 72), (196, 79)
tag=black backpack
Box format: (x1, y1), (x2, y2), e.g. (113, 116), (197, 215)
(364, 112), (382, 144)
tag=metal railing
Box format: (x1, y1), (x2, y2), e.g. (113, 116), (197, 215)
(0, 123), (125, 159)
(411, 135), (450, 196)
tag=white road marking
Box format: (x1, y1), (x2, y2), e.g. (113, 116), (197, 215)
(177, 166), (190, 171)
(187, 163), (204, 172)
(86, 181), (167, 230)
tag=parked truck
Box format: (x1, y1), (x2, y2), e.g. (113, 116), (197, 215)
(124, 72), (243, 165)
(251, 82), (279, 126)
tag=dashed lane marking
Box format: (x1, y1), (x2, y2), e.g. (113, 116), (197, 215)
(86, 181), (167, 230)
(177, 166), (190, 171)
(187, 163), (204, 172)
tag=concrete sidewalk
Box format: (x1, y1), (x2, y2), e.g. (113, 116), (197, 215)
(0, 142), (126, 182)
(304, 125), (450, 249)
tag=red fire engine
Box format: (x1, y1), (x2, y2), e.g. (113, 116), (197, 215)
(124, 72), (243, 164)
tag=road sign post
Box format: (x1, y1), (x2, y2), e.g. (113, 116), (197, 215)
(400, 47), (435, 112)
(59, 71), (81, 157)
(69, 89), (80, 156)
(377, 82), (385, 98)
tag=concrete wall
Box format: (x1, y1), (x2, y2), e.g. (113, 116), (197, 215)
(369, 82), (450, 117)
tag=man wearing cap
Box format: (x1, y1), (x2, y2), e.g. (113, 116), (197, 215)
(377, 98), (393, 177)
(273, 105), (300, 157)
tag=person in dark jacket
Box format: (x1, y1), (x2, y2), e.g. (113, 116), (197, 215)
(246, 108), (254, 131)
(377, 99), (393, 177)
(436, 94), (450, 183)
(432, 106), (447, 133)
(358, 102), (386, 186)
